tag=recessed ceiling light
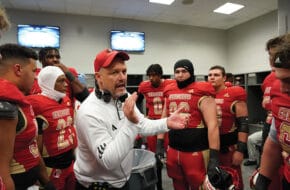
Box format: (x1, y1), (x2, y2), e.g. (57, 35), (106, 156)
(214, 2), (244, 15)
(149, 0), (175, 5)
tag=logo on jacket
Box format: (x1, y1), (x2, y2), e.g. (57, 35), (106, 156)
(112, 125), (117, 131)
(97, 143), (107, 159)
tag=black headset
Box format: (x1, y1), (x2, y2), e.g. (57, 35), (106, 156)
(95, 87), (128, 103)
(95, 87), (112, 103)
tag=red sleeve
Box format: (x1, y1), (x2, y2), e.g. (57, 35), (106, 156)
(261, 72), (276, 92)
(26, 95), (41, 115)
(225, 81), (233, 87)
(68, 67), (78, 77)
(138, 81), (146, 94)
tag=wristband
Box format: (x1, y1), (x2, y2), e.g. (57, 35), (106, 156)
(236, 116), (249, 133)
(65, 71), (75, 82)
(255, 173), (271, 190)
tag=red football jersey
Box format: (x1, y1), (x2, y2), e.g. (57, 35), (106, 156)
(0, 79), (40, 174)
(138, 79), (174, 119)
(270, 79), (290, 182)
(215, 86), (247, 134)
(163, 81), (215, 128)
(27, 94), (77, 158)
(261, 71), (276, 111)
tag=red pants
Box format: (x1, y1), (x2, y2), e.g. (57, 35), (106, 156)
(47, 162), (76, 190)
(166, 146), (208, 190)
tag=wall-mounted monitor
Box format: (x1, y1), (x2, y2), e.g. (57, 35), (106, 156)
(17, 24), (60, 48)
(110, 30), (145, 52)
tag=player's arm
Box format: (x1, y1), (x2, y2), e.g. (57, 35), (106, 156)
(56, 63), (89, 102)
(36, 117), (48, 155)
(233, 100), (249, 165)
(155, 98), (168, 159)
(37, 157), (55, 190)
(260, 137), (282, 179)
(35, 117), (56, 190)
(200, 96), (219, 150)
(0, 102), (18, 190)
(200, 96), (221, 185)
(158, 97), (168, 140)
(254, 119), (282, 189)
(250, 119), (282, 190)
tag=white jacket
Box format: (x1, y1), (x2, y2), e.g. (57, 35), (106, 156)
(74, 92), (168, 188)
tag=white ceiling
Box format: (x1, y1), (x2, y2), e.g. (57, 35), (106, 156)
(1, 0), (277, 29)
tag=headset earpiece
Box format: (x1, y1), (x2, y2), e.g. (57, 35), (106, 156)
(95, 88), (112, 103)
(95, 87), (128, 103)
(102, 90), (112, 103)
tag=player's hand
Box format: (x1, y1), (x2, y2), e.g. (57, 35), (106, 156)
(156, 139), (165, 160)
(166, 106), (188, 130)
(232, 150), (244, 166)
(54, 62), (70, 73)
(123, 92), (139, 124)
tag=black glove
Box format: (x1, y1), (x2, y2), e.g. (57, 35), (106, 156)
(156, 139), (165, 160)
(43, 181), (56, 190)
(254, 173), (271, 190)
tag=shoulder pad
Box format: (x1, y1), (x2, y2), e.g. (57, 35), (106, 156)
(0, 101), (18, 119)
(194, 82), (215, 97)
(228, 86), (247, 101)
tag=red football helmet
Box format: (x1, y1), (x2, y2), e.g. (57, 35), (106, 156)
(199, 166), (241, 190)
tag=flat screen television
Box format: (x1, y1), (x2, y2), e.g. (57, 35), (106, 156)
(110, 30), (145, 52)
(17, 24), (60, 48)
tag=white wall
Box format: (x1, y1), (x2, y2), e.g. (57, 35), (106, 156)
(227, 11), (278, 74)
(3, 9), (226, 75)
(1, 9), (278, 75)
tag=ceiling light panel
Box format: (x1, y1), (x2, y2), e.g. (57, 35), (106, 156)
(214, 2), (244, 15)
(149, 0), (175, 5)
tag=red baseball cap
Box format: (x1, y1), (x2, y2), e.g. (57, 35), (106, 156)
(94, 49), (129, 72)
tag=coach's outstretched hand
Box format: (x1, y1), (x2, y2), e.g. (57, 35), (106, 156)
(166, 106), (188, 130)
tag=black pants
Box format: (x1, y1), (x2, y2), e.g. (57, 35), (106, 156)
(75, 180), (130, 190)
(155, 155), (163, 190)
(12, 166), (40, 190)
